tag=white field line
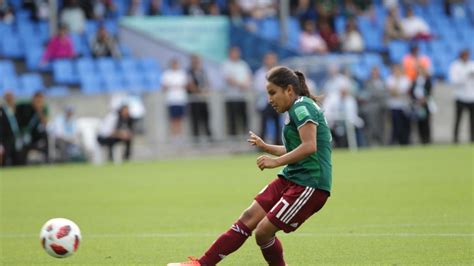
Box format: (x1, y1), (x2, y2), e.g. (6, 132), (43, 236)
(1, 232), (473, 239)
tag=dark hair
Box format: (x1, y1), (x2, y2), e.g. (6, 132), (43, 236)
(266, 66), (321, 103)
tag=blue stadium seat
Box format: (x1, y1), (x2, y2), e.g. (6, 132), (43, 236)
(123, 72), (146, 93)
(103, 73), (125, 92)
(20, 73), (44, 95)
(286, 17), (301, 51)
(0, 60), (16, 77)
(97, 58), (117, 74)
(388, 41), (409, 63)
(139, 58), (160, 73)
(118, 58), (139, 73)
(80, 74), (103, 95)
(46, 86), (70, 97)
(0, 75), (19, 94)
(25, 47), (46, 71)
(2, 34), (23, 58)
(259, 18), (280, 41)
(351, 62), (370, 81)
(77, 58), (96, 76)
(37, 21), (50, 43)
(53, 59), (78, 84)
(362, 53), (383, 68)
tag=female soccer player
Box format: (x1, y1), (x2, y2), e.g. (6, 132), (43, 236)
(168, 66), (332, 266)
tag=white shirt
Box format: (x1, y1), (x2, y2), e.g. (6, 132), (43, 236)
(300, 32), (327, 54)
(222, 59), (252, 100)
(341, 31), (365, 52)
(253, 66), (270, 110)
(386, 74), (411, 109)
(401, 16), (430, 38)
(161, 69), (188, 105)
(449, 59), (474, 102)
(98, 112), (118, 137)
(323, 93), (364, 128)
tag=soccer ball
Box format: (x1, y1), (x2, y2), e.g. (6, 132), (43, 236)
(39, 218), (81, 258)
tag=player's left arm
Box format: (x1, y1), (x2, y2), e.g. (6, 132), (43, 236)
(257, 122), (316, 170)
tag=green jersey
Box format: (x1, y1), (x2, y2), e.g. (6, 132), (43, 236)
(279, 96), (332, 193)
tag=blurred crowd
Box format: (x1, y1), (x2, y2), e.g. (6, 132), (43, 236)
(2, 44), (473, 167)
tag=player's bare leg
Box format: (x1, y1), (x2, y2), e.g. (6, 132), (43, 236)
(255, 217), (286, 266)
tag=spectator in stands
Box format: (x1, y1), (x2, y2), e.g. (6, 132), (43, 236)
(90, 25), (121, 58)
(410, 65), (433, 144)
(291, 0), (317, 21)
(253, 52), (281, 145)
(97, 105), (134, 162)
(128, 0), (145, 16)
(23, 0), (49, 21)
(183, 0), (206, 16)
(222, 46), (252, 137)
(16, 91), (49, 163)
(401, 6), (431, 40)
(161, 58), (188, 141)
(340, 17), (365, 53)
(149, 0), (162, 15)
(299, 19), (328, 54)
(386, 64), (411, 145)
(449, 49), (474, 143)
(0, 0), (14, 23)
(341, 0), (372, 17)
(315, 0), (339, 30)
(60, 0), (86, 34)
(402, 45), (431, 82)
(93, 0), (118, 19)
(226, 0), (245, 27)
(206, 1), (221, 15)
(359, 67), (388, 146)
(41, 24), (75, 65)
(186, 54), (213, 142)
(237, 0), (277, 19)
(50, 106), (83, 161)
(0, 92), (25, 166)
(384, 7), (405, 43)
(319, 19), (340, 52)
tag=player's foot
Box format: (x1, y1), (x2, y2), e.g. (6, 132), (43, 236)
(167, 256), (201, 266)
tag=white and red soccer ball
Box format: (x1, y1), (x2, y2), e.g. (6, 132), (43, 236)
(39, 218), (81, 258)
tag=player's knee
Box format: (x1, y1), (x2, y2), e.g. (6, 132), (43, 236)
(238, 207), (257, 230)
(254, 222), (273, 245)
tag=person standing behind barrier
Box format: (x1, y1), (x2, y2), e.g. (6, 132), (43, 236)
(222, 46), (252, 137)
(186, 54), (213, 143)
(0, 92), (25, 166)
(16, 91), (49, 163)
(359, 67), (388, 146)
(386, 64), (412, 145)
(161, 58), (188, 141)
(449, 49), (474, 143)
(253, 52), (281, 144)
(410, 65), (433, 144)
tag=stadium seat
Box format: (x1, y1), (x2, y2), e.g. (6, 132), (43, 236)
(80, 74), (103, 95)
(123, 72), (146, 93)
(143, 71), (161, 91)
(97, 58), (117, 74)
(259, 18), (280, 41)
(388, 41), (409, 63)
(0, 75), (19, 94)
(20, 73), (44, 95)
(118, 58), (139, 73)
(2, 34), (23, 58)
(25, 47), (47, 71)
(77, 58), (96, 76)
(103, 73), (125, 92)
(53, 59), (78, 84)
(138, 58), (160, 73)
(362, 53), (383, 68)
(0, 60), (16, 77)
(46, 86), (70, 97)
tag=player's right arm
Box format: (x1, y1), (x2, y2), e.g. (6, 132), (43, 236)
(247, 131), (286, 156)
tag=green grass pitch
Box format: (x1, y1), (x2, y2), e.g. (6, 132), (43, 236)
(1, 145), (473, 265)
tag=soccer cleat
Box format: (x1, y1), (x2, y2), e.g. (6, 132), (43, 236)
(167, 256), (201, 266)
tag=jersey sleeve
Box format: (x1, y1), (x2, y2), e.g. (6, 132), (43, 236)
(289, 100), (319, 129)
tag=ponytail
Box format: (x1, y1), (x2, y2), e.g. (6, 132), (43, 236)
(266, 66), (324, 104)
(294, 70), (323, 104)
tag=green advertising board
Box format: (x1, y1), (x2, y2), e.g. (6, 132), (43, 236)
(121, 16), (229, 62)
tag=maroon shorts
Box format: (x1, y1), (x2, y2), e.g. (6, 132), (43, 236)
(255, 176), (329, 233)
